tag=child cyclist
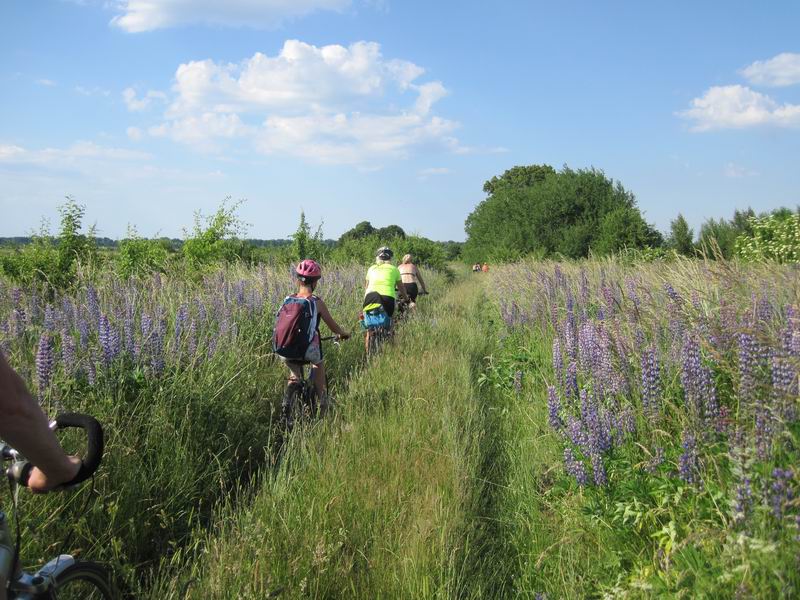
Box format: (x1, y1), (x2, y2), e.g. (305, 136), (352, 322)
(282, 260), (350, 413)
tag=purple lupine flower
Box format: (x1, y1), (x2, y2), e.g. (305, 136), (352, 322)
(737, 332), (757, 405)
(124, 301), (135, 355)
(86, 353), (97, 386)
(733, 477), (753, 524)
(150, 324), (165, 375)
(754, 402), (774, 460)
(187, 319), (198, 359)
(563, 447), (588, 486)
(98, 314), (119, 367)
(60, 328), (76, 376)
(552, 338), (564, 387)
(0, 320), (10, 355)
(43, 304), (56, 332)
(678, 431), (698, 484)
(640, 345), (661, 417)
(566, 416), (590, 453)
(35, 333), (54, 400)
(77, 317), (89, 350)
(174, 303), (189, 347)
(86, 285), (100, 327)
(591, 452), (607, 486)
(559, 356), (576, 402)
(769, 469), (794, 520)
(547, 385), (563, 431)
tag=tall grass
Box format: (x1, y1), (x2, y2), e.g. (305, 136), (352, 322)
(0, 263), (366, 593)
(152, 276), (499, 598)
(486, 257), (800, 598)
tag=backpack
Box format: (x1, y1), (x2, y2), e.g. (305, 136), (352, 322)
(362, 305), (391, 330)
(272, 295), (317, 359)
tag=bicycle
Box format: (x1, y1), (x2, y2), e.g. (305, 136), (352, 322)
(281, 336), (342, 430)
(1, 413), (115, 599)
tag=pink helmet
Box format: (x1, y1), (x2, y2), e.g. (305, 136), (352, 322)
(296, 259), (322, 279)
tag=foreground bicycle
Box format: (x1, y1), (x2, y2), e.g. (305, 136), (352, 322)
(281, 336), (341, 430)
(1, 413), (116, 599)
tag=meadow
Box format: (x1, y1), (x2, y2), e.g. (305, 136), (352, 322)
(1, 255), (798, 598)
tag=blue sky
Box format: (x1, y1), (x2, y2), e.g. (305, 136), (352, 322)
(1, 0), (799, 241)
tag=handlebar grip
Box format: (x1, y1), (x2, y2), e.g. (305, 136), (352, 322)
(54, 413), (104, 487)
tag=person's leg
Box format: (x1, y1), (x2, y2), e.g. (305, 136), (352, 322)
(311, 361), (328, 412)
(1, 574), (8, 600)
(286, 361), (303, 383)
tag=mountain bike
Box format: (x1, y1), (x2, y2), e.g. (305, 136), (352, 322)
(281, 336), (341, 430)
(1, 413), (115, 599)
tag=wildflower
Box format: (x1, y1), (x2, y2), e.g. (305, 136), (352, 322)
(770, 468), (794, 520)
(591, 452), (607, 486)
(640, 345), (661, 417)
(563, 447), (588, 486)
(678, 431), (698, 485)
(60, 328), (76, 375)
(35, 333), (54, 400)
(547, 385), (563, 431)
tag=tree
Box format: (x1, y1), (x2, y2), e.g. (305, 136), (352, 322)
(667, 214), (695, 256)
(291, 211), (325, 262)
(464, 165), (660, 262)
(375, 224), (406, 239)
(482, 164), (556, 195)
(339, 221), (376, 243)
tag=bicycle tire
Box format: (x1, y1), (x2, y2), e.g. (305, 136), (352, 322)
(42, 561), (117, 599)
(281, 382), (304, 429)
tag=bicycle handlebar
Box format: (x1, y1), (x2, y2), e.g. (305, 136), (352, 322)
(3, 413), (104, 489)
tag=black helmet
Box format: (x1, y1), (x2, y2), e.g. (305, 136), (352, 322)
(376, 246), (393, 260)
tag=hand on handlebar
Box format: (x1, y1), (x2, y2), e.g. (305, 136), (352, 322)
(337, 333), (351, 341)
(28, 455), (82, 494)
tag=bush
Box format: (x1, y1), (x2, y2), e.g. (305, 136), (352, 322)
(736, 213), (800, 263)
(0, 198), (97, 289)
(115, 227), (170, 278)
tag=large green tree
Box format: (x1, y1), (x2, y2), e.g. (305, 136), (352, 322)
(667, 214), (695, 256)
(464, 165), (660, 261)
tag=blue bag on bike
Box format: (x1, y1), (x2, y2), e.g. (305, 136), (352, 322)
(362, 306), (390, 330)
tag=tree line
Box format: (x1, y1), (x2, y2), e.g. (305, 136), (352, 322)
(463, 164), (799, 263)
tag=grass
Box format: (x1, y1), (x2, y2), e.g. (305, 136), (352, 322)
(153, 272), (501, 598)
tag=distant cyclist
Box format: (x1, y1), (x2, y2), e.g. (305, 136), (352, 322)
(399, 254), (428, 303)
(363, 247), (410, 350)
(278, 260), (350, 414)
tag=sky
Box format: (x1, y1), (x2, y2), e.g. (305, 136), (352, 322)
(1, 0), (799, 242)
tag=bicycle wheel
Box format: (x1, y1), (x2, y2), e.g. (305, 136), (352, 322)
(281, 381), (304, 429)
(45, 561), (116, 599)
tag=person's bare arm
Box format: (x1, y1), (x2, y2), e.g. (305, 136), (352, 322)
(316, 298), (350, 339)
(0, 352), (80, 492)
(415, 266), (428, 294)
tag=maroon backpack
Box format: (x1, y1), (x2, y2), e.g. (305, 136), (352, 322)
(272, 295), (317, 360)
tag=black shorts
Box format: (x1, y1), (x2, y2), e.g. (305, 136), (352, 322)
(363, 292), (396, 317)
(405, 282), (419, 302)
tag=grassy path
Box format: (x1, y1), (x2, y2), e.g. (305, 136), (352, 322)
(154, 274), (508, 598)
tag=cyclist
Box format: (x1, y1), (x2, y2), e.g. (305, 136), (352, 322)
(398, 254), (428, 303)
(1, 351), (81, 600)
(0, 351), (80, 493)
(363, 247), (410, 351)
(280, 260), (350, 414)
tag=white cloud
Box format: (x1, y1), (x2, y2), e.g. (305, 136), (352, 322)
(136, 40), (465, 165)
(75, 85), (111, 97)
(723, 162), (759, 178)
(111, 0), (351, 32)
(123, 87), (167, 111)
(35, 78), (57, 87)
(741, 52), (800, 87)
(419, 167), (450, 176)
(679, 85), (800, 131)
(0, 141), (151, 167)
(126, 126), (144, 141)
